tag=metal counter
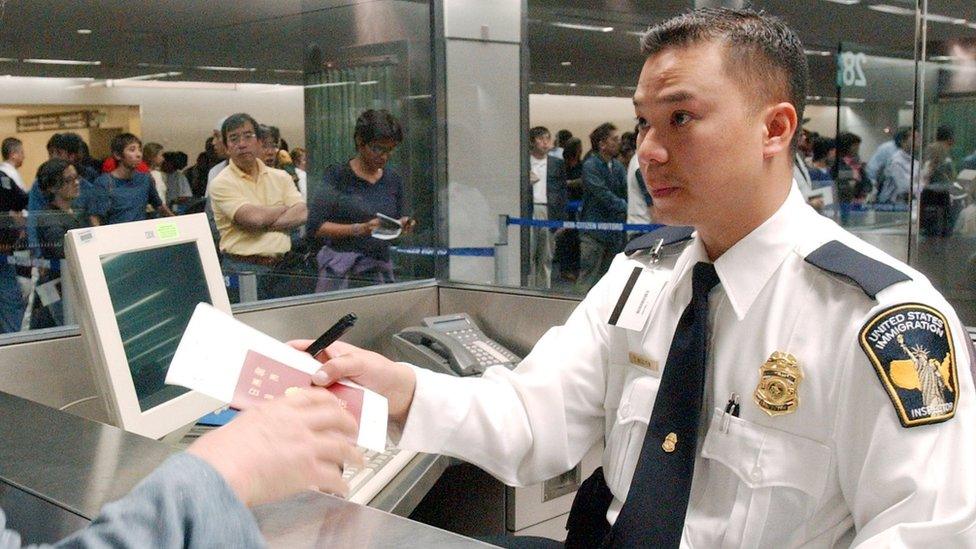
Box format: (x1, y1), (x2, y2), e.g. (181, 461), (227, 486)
(0, 391), (480, 546)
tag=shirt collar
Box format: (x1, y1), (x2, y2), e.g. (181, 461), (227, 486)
(228, 158), (268, 180)
(669, 182), (810, 320)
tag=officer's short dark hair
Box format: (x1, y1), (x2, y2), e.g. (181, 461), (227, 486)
(36, 158), (73, 202)
(110, 133), (142, 158)
(1, 137), (21, 160)
(529, 126), (550, 143)
(640, 8), (808, 151)
(811, 136), (835, 162)
(353, 110), (403, 147)
(221, 113), (261, 146)
(590, 122), (617, 152)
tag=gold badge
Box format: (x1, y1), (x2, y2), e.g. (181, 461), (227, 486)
(754, 351), (802, 416)
(662, 432), (677, 453)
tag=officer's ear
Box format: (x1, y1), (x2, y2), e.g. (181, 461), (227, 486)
(762, 102), (798, 160)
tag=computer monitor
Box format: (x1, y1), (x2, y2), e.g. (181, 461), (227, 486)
(65, 213), (229, 439)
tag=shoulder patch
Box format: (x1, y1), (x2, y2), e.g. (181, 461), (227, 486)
(805, 240), (911, 299)
(859, 303), (958, 427)
(625, 225), (693, 256)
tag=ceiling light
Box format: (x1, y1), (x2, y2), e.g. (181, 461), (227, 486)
(841, 97), (866, 103)
(194, 65), (256, 72)
(0, 58), (15, 63)
(867, 4), (914, 16)
(804, 49), (834, 57)
(823, 0), (860, 4)
(924, 14), (968, 25)
(928, 55), (955, 62)
(115, 71), (182, 81)
(272, 69), (303, 75)
(560, 61), (572, 66)
(550, 22), (614, 33)
(24, 58), (101, 66)
(76, 29), (92, 35)
(625, 30), (645, 37)
(304, 81), (354, 89)
(359, 80), (378, 86)
(108, 80), (241, 90)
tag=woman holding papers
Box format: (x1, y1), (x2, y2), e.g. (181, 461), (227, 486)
(305, 109), (416, 293)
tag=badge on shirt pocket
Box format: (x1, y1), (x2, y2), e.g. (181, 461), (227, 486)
(859, 303), (958, 428)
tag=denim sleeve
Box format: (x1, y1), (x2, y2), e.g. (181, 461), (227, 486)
(0, 453), (264, 549)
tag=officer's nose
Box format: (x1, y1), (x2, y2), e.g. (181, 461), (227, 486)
(637, 127), (668, 166)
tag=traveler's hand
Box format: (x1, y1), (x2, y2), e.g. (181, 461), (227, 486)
(366, 218), (382, 231)
(187, 388), (362, 507)
(289, 339), (416, 424)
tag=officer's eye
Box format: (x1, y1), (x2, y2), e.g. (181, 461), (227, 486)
(635, 116), (650, 132)
(671, 111), (693, 127)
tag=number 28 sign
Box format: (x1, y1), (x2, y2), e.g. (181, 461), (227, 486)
(837, 51), (867, 88)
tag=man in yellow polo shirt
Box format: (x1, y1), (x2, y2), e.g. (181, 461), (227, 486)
(209, 113), (307, 299)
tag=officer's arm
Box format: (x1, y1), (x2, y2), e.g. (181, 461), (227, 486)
(834, 303), (976, 545)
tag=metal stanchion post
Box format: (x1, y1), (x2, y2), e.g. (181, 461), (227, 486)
(495, 214), (508, 285)
(239, 271), (258, 303)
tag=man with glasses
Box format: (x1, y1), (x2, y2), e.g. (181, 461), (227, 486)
(209, 113), (307, 300)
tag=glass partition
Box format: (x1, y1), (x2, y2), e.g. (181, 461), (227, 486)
(0, 0), (437, 341)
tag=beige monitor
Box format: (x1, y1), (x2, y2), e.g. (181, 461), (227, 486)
(65, 213), (228, 439)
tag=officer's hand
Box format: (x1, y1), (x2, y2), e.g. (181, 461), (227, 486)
(187, 388), (362, 507)
(289, 339), (416, 424)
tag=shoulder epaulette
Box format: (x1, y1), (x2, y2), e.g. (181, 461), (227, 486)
(625, 225), (694, 256)
(804, 240), (911, 299)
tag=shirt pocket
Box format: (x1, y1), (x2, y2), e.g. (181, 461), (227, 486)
(701, 409), (831, 549)
(603, 373), (661, 497)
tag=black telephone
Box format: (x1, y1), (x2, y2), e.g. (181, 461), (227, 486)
(392, 313), (521, 376)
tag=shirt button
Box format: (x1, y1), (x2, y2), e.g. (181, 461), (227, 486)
(750, 466), (763, 483)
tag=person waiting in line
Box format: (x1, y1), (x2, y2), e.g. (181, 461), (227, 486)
(809, 136), (836, 188)
(160, 151), (193, 211)
(0, 137), (26, 191)
(924, 125), (956, 186)
(27, 133), (96, 259)
(618, 131), (637, 169)
(302, 8), (976, 546)
(88, 133), (174, 226)
(0, 387), (361, 547)
(209, 114), (307, 300)
(553, 136), (585, 283)
(832, 131), (870, 206)
(576, 122), (626, 293)
(865, 126), (911, 188)
(185, 137), (218, 198)
(876, 127), (919, 204)
(0, 152), (27, 335)
(291, 147), (309, 200)
(305, 109), (415, 293)
(526, 126), (568, 289)
(142, 142), (167, 203)
(259, 125), (300, 192)
(625, 124), (653, 242)
(29, 159), (83, 329)
(550, 129), (572, 159)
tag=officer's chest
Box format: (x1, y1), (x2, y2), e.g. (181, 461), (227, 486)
(605, 262), (839, 442)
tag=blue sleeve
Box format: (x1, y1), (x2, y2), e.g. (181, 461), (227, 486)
(145, 175), (162, 208)
(0, 453), (264, 549)
(86, 177), (110, 219)
(582, 160), (627, 216)
(306, 166), (338, 235)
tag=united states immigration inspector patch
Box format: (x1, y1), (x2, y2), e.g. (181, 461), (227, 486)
(859, 303), (958, 428)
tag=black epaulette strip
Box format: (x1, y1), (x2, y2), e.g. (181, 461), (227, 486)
(804, 240), (911, 299)
(625, 225), (694, 256)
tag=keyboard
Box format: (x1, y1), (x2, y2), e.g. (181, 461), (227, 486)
(344, 445), (417, 505)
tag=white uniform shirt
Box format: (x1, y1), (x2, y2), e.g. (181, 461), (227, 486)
(399, 184), (976, 547)
(530, 155), (548, 205)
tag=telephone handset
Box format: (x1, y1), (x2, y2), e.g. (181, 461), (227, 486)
(392, 313), (520, 377)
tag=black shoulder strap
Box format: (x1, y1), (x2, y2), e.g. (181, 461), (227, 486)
(625, 225), (694, 256)
(804, 240), (911, 299)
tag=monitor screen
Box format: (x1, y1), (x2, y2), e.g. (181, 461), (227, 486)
(100, 242), (212, 412)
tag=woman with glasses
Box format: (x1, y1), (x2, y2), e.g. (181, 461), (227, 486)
(306, 109), (416, 292)
(30, 158), (83, 328)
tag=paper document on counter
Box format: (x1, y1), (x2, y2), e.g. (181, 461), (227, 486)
(166, 303), (387, 451)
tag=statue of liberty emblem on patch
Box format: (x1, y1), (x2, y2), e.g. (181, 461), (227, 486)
(859, 303), (958, 428)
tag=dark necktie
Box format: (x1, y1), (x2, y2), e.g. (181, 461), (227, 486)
(608, 261), (721, 548)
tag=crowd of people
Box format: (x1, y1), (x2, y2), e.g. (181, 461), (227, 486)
(527, 120), (976, 291)
(0, 109), (413, 334)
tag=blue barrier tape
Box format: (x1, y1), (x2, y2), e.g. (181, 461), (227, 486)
(507, 216), (663, 233)
(391, 246), (495, 257)
(828, 203), (911, 213)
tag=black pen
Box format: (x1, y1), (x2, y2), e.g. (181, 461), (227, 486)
(306, 314), (357, 358)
